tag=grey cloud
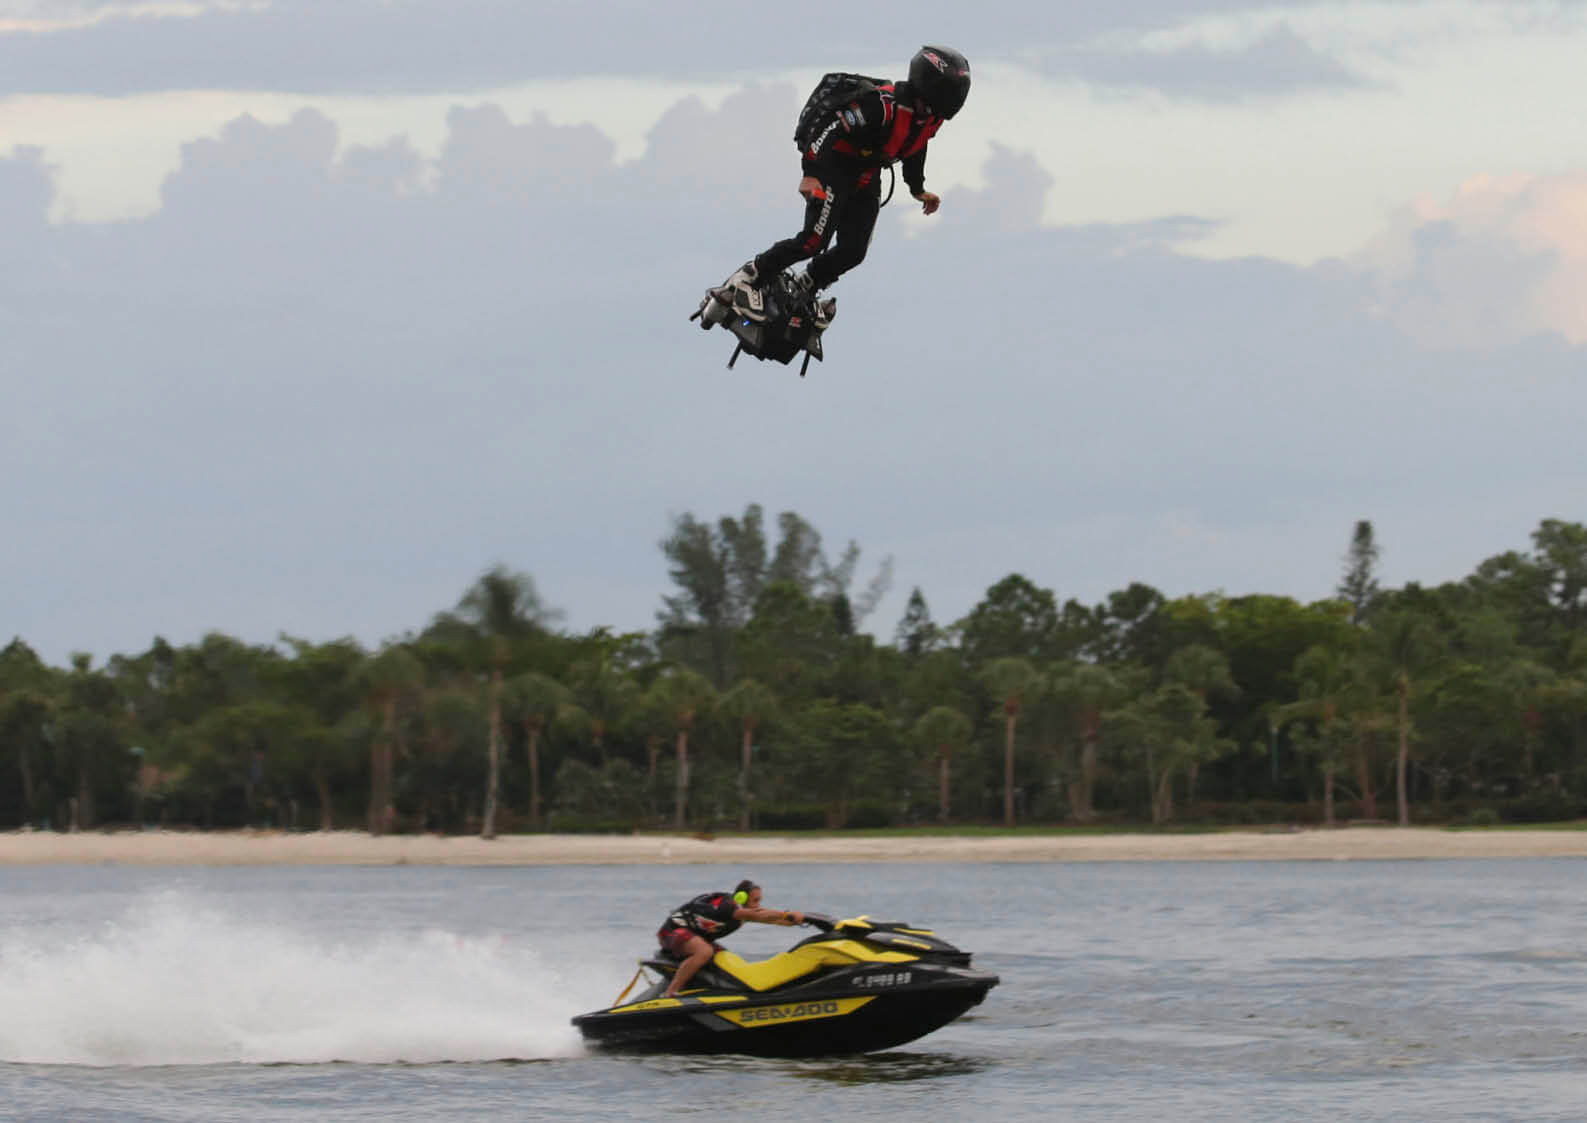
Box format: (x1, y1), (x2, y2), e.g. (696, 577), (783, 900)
(5, 95), (1585, 666)
(1026, 25), (1368, 99)
(1355, 175), (1587, 349)
(948, 145), (1054, 234)
(336, 138), (426, 195)
(0, 0), (1331, 96)
(1367, 221), (1561, 349)
(160, 109), (339, 211)
(0, 146), (58, 304)
(0, 145), (53, 230)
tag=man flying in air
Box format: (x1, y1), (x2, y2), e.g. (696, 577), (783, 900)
(715, 45), (972, 321)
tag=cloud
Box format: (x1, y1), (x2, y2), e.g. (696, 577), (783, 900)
(161, 107), (338, 209)
(1358, 172), (1587, 347)
(435, 104), (620, 203)
(0, 143), (52, 226)
(0, 0), (1337, 96)
(1025, 23), (1367, 99)
(4, 93), (1586, 666)
(0, 144), (56, 276)
(943, 145), (1055, 234)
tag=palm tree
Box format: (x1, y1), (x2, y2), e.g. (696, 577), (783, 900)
(1043, 662), (1133, 823)
(0, 640), (55, 825)
(645, 670), (718, 829)
(1162, 644), (1239, 807)
(1279, 642), (1366, 826)
(503, 672), (571, 830)
(452, 565), (560, 640)
(356, 645), (423, 835)
(1539, 637), (1587, 777)
(913, 706), (972, 823)
(721, 678), (778, 831)
(568, 653), (641, 766)
(444, 567), (559, 837)
(482, 667), (505, 838)
(981, 656), (1039, 827)
(1368, 611), (1444, 825)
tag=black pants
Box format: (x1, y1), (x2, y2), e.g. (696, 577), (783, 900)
(754, 179), (881, 289)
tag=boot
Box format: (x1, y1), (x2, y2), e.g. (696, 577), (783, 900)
(712, 261), (767, 322)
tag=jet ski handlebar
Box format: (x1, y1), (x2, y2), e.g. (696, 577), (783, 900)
(801, 912), (837, 932)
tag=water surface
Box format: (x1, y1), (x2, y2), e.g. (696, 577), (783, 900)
(2, 859), (1584, 1120)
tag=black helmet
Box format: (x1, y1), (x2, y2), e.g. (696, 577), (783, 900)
(907, 45), (971, 120)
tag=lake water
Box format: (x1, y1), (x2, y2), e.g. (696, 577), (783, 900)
(1, 858), (1584, 1121)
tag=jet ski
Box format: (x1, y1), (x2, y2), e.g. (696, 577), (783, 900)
(572, 913), (998, 1057)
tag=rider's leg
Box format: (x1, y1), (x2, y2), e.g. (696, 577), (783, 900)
(804, 185), (880, 292)
(663, 934), (718, 998)
(753, 182), (844, 280)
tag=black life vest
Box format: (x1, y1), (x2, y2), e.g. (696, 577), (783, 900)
(667, 891), (743, 941)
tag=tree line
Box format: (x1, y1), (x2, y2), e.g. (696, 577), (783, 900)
(2, 507), (1585, 834)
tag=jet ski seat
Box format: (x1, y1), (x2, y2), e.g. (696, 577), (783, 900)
(710, 940), (916, 992)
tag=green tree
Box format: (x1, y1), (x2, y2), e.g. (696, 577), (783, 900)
(1531, 519), (1587, 638)
(414, 686), (488, 832)
(1110, 683), (1234, 824)
(721, 678), (778, 831)
(737, 581), (844, 701)
(0, 639), (54, 826)
(981, 656), (1040, 826)
(1279, 641), (1369, 825)
(644, 669), (718, 829)
(913, 705), (973, 823)
(1162, 644), (1239, 806)
(1338, 519), (1382, 626)
(658, 505), (891, 687)
(552, 757), (647, 823)
(783, 700), (904, 827)
(356, 645), (424, 835)
(961, 575), (1063, 664)
(1043, 661), (1138, 823)
(894, 587), (941, 658)
(1367, 607), (1446, 824)
(566, 644), (642, 765)
(56, 653), (130, 830)
(272, 636), (366, 830)
(502, 671), (572, 830)
(1087, 583), (1166, 665)
(434, 566), (560, 837)
(1467, 520), (1587, 661)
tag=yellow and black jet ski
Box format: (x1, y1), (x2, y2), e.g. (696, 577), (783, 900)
(571, 913), (998, 1056)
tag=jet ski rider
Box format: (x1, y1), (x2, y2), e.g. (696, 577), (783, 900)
(659, 880), (807, 998)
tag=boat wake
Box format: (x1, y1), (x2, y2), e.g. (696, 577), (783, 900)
(0, 892), (588, 1066)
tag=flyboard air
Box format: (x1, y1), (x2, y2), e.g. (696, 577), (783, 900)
(690, 269), (836, 378)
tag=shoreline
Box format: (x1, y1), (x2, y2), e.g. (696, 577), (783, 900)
(2, 827), (1587, 866)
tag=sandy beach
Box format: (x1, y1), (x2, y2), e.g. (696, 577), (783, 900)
(1, 827), (1585, 866)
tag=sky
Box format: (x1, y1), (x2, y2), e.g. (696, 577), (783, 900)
(3, 0), (1585, 665)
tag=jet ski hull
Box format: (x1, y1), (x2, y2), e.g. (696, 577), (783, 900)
(574, 959), (998, 1057)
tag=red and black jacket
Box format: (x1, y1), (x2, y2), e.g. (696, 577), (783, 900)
(802, 81), (943, 196)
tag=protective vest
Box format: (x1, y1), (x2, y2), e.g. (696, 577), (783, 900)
(823, 84), (943, 187)
(667, 892), (743, 941)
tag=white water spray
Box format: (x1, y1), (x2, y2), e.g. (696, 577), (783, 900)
(0, 892), (595, 1066)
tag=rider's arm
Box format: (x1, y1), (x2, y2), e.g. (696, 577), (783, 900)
(734, 906), (806, 926)
(902, 146), (928, 198)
